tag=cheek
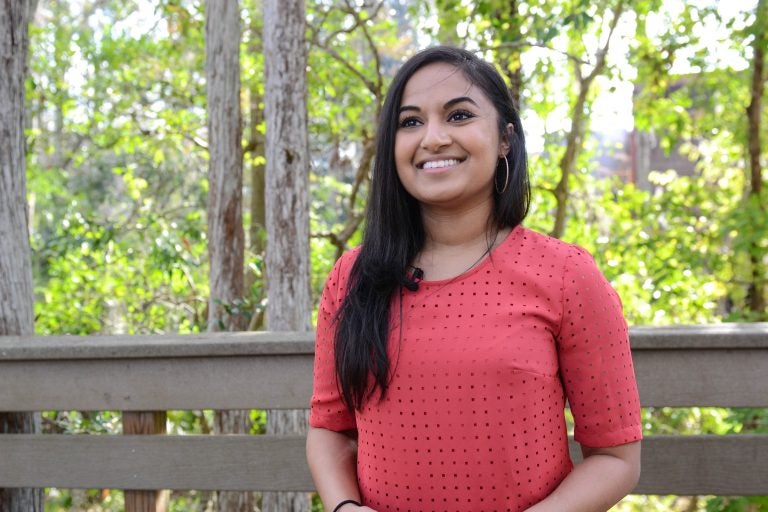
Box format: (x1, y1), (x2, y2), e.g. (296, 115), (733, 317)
(394, 162), (411, 192)
(393, 136), (415, 177)
(394, 135), (409, 161)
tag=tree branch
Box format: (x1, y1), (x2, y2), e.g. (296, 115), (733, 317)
(309, 1), (385, 97)
(487, 40), (591, 67)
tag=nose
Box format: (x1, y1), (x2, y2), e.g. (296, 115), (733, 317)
(420, 121), (451, 151)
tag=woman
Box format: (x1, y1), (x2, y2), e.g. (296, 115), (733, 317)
(306, 46), (642, 512)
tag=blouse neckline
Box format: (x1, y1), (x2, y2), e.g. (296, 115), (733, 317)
(416, 224), (523, 287)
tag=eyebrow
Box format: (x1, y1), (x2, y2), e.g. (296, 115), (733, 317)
(398, 96), (479, 114)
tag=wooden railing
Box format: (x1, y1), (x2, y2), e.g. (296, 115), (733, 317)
(0, 324), (767, 509)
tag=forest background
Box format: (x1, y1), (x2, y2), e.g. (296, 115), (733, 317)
(8, 0), (768, 510)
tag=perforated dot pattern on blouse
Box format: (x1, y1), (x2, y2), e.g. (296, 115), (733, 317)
(310, 226), (642, 512)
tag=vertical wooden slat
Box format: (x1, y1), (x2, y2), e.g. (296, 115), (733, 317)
(123, 411), (168, 512)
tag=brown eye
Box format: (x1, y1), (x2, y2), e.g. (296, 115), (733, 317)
(398, 117), (421, 128)
(448, 110), (474, 122)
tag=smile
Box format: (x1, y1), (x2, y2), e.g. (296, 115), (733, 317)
(419, 158), (463, 170)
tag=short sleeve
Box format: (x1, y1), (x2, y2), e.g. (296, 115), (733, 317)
(556, 245), (642, 447)
(309, 251), (358, 432)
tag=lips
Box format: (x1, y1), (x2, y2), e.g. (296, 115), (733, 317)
(418, 158), (464, 170)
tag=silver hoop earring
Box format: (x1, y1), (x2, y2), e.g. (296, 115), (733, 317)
(496, 155), (510, 194)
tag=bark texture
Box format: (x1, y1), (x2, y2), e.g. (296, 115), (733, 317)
(206, 0), (247, 334)
(0, 1), (43, 510)
(263, 0), (312, 510)
(205, 2), (252, 511)
(263, 0), (312, 332)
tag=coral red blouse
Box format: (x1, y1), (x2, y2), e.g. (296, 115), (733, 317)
(310, 226), (642, 512)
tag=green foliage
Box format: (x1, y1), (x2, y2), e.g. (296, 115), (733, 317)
(42, 410), (122, 434)
(27, 2), (212, 508)
(704, 496), (768, 512)
(32, 200), (208, 334)
(28, 0), (210, 336)
(306, 0), (407, 300)
(569, 170), (731, 326)
(45, 488), (124, 511)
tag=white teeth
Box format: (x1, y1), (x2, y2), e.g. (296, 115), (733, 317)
(422, 159), (460, 170)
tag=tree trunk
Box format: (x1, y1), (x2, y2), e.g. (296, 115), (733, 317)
(245, 3), (267, 331)
(262, 0), (312, 511)
(550, 2), (625, 239)
(330, 137), (373, 261)
(263, 0), (311, 333)
(246, 86), (267, 332)
(0, 1), (43, 511)
(745, 0), (767, 315)
(205, 2), (252, 511)
(551, 82), (589, 239)
(206, 0), (246, 333)
(248, 95), (266, 261)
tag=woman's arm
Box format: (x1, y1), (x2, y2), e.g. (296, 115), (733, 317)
(306, 426), (375, 511)
(526, 441), (641, 512)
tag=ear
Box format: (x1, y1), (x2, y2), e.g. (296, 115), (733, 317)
(499, 122), (514, 156)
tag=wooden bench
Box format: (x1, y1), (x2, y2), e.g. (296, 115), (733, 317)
(0, 324), (767, 507)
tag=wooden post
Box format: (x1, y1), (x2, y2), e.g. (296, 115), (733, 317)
(123, 411), (168, 512)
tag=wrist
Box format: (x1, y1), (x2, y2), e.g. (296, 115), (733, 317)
(332, 499), (362, 512)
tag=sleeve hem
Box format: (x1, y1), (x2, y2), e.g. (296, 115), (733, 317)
(309, 413), (357, 433)
(574, 423), (643, 448)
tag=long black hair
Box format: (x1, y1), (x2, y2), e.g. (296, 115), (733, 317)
(334, 46), (530, 411)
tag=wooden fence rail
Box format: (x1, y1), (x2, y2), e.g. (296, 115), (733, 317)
(0, 324), (767, 506)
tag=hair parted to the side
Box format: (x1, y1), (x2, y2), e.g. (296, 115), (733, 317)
(334, 45), (530, 411)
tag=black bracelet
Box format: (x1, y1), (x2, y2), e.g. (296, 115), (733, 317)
(332, 499), (361, 512)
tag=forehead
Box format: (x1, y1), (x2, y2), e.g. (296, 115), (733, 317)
(401, 62), (488, 108)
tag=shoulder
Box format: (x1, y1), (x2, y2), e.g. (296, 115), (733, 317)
(336, 246), (362, 277)
(504, 227), (610, 300)
(323, 246), (362, 294)
(318, 246), (363, 314)
(511, 226), (596, 264)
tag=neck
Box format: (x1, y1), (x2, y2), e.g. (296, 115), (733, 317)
(420, 200), (495, 250)
(414, 200), (508, 281)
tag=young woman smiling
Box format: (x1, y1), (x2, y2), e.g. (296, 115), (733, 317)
(306, 46), (642, 512)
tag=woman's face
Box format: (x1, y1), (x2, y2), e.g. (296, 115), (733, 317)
(394, 62), (509, 211)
